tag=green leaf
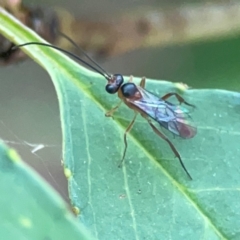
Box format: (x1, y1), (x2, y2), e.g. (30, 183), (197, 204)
(1, 8), (240, 240)
(0, 141), (93, 239)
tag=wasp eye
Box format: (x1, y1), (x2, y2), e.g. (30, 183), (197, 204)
(113, 74), (124, 86)
(106, 74), (124, 94)
(105, 84), (118, 94)
(121, 83), (138, 98)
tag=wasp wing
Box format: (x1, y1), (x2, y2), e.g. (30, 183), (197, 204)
(127, 86), (197, 139)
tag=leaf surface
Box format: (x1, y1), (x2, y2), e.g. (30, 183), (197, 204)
(0, 141), (93, 240)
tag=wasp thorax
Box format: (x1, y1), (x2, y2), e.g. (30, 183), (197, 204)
(105, 74), (124, 94)
(121, 83), (138, 98)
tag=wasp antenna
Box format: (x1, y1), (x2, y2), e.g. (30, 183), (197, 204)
(10, 42), (109, 79)
(57, 31), (111, 78)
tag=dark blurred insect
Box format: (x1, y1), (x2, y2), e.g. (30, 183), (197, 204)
(1, 39), (197, 179)
(0, 5), (59, 65)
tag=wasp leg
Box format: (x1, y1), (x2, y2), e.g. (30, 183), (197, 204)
(128, 76), (146, 88)
(161, 92), (195, 108)
(128, 75), (133, 82)
(105, 101), (122, 117)
(118, 112), (138, 167)
(146, 118), (192, 180)
(140, 77), (146, 88)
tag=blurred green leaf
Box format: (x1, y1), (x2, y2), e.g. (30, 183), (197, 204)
(0, 142), (93, 240)
(144, 35), (240, 91)
(1, 8), (240, 240)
